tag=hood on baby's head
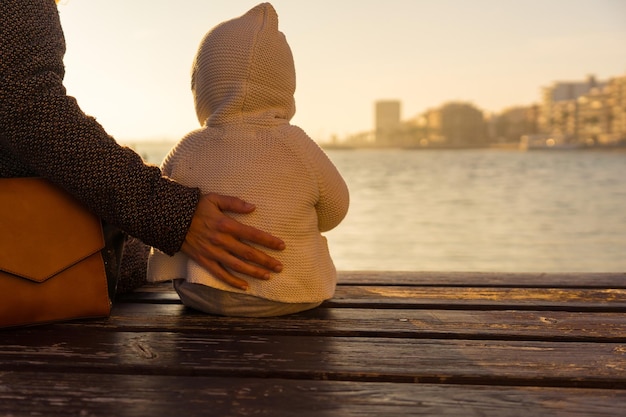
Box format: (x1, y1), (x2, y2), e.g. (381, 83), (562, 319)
(191, 2), (296, 127)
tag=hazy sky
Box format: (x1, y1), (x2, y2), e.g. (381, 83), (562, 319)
(58, 0), (626, 143)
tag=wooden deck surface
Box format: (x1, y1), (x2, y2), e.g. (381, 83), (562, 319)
(1, 271), (625, 416)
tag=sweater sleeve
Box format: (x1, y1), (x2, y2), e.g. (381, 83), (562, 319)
(291, 128), (349, 233)
(311, 144), (350, 233)
(0, 0), (200, 255)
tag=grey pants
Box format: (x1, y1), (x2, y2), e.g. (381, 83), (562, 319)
(173, 279), (322, 317)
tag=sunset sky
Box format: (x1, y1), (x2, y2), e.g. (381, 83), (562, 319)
(57, 0), (626, 143)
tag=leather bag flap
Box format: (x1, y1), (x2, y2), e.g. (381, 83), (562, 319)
(0, 178), (104, 283)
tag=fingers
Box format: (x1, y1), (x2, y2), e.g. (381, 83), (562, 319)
(229, 220), (287, 253)
(215, 218), (285, 272)
(180, 235), (254, 290)
(209, 194), (286, 251)
(193, 254), (251, 291)
(222, 236), (283, 277)
(180, 193), (286, 291)
(210, 193), (256, 214)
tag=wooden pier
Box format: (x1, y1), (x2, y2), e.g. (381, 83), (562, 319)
(1, 271), (625, 416)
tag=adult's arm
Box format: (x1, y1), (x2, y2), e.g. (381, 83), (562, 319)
(0, 0), (284, 283)
(0, 0), (197, 254)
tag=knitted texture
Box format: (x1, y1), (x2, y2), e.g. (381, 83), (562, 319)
(192, 2), (296, 127)
(117, 238), (150, 294)
(0, 0), (200, 257)
(147, 3), (350, 303)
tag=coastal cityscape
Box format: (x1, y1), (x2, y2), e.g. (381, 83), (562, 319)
(128, 71), (626, 275)
(326, 72), (626, 151)
(129, 71), (626, 163)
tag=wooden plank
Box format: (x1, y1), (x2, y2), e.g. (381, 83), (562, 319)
(79, 304), (626, 343)
(125, 272), (626, 298)
(1, 329), (624, 388)
(120, 285), (626, 312)
(328, 286), (626, 311)
(337, 271), (626, 288)
(3, 271), (625, 416)
(1, 371), (625, 417)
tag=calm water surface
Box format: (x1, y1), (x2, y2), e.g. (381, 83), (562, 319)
(136, 143), (626, 273)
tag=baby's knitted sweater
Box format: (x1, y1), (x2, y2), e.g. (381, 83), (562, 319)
(147, 3), (349, 303)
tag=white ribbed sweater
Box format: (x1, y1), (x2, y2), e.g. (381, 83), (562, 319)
(146, 3), (349, 303)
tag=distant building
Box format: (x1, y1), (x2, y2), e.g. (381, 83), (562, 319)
(374, 100), (401, 145)
(437, 102), (487, 146)
(489, 105), (540, 143)
(537, 73), (626, 146)
(606, 74), (626, 144)
(576, 86), (611, 144)
(410, 102), (487, 147)
(546, 75), (605, 102)
(359, 73), (625, 150)
(539, 75), (608, 136)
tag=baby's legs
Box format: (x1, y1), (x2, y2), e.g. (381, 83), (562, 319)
(173, 279), (322, 317)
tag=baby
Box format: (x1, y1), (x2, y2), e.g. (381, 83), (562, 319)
(147, 3), (349, 317)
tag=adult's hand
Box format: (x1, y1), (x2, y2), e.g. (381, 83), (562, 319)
(181, 193), (285, 290)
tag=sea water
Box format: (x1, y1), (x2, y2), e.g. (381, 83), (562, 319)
(132, 142), (626, 273)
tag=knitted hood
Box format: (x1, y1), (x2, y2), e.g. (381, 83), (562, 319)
(191, 3), (296, 126)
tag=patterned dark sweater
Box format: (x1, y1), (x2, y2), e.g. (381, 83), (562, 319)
(0, 0), (200, 256)
(0, 0), (202, 292)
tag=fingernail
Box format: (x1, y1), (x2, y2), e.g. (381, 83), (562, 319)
(273, 264), (283, 273)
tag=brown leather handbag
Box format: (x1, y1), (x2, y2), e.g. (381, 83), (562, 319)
(0, 177), (122, 328)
